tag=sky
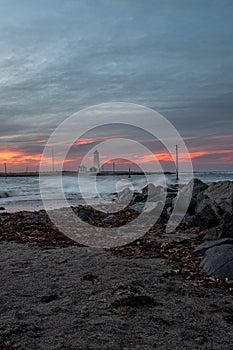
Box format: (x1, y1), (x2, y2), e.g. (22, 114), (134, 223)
(0, 0), (232, 172)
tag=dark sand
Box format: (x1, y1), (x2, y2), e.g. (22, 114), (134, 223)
(1, 240), (233, 350)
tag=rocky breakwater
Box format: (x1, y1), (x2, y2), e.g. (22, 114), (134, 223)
(190, 181), (233, 279)
(119, 178), (233, 279)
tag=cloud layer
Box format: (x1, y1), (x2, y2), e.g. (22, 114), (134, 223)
(0, 0), (232, 171)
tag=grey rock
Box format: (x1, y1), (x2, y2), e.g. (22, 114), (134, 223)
(178, 178), (208, 200)
(197, 181), (233, 218)
(220, 212), (233, 238)
(172, 178), (207, 215)
(188, 197), (198, 215)
(142, 184), (164, 199)
(193, 238), (233, 255)
(203, 212), (233, 240)
(190, 178), (209, 198)
(191, 206), (219, 229)
(118, 187), (133, 204)
(200, 244), (233, 279)
(196, 191), (205, 205)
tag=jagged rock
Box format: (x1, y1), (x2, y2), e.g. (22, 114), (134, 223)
(196, 191), (205, 205)
(177, 178), (208, 201)
(200, 244), (233, 279)
(190, 206), (219, 229)
(141, 184), (164, 199)
(187, 197), (198, 215)
(189, 178), (209, 198)
(172, 178), (208, 216)
(220, 212), (233, 238)
(118, 188), (134, 204)
(197, 181), (233, 218)
(200, 211), (233, 240)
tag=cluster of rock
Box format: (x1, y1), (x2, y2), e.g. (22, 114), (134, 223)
(189, 180), (233, 279)
(170, 179), (233, 279)
(119, 178), (233, 279)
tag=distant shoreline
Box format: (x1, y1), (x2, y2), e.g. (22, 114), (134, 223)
(0, 170), (231, 178)
(0, 171), (175, 177)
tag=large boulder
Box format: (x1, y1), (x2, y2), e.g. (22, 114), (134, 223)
(189, 178), (209, 198)
(201, 212), (233, 240)
(200, 244), (233, 279)
(218, 212), (233, 238)
(177, 178), (208, 200)
(172, 178), (208, 216)
(141, 184), (165, 200)
(197, 181), (233, 218)
(191, 206), (219, 229)
(118, 187), (134, 204)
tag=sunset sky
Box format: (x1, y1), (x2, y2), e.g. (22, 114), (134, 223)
(0, 0), (232, 172)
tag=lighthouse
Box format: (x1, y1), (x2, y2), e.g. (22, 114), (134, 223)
(93, 150), (100, 172)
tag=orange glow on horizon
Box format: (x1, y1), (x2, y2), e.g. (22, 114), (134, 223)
(1, 147), (232, 171)
(0, 150), (42, 166)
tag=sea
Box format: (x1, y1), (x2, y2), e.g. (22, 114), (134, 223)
(0, 172), (232, 213)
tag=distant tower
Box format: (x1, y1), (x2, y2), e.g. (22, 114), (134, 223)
(93, 150), (100, 172)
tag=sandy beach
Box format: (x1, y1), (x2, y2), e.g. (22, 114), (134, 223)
(1, 239), (233, 350)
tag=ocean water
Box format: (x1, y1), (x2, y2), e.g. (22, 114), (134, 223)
(0, 172), (232, 212)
